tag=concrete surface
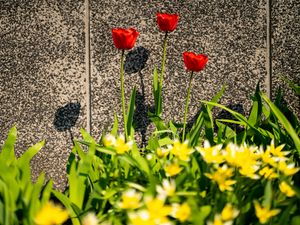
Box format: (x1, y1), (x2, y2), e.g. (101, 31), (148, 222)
(0, 0), (299, 189)
(0, 0), (86, 190)
(271, 0), (300, 118)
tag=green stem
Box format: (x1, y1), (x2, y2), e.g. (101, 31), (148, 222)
(157, 31), (168, 116)
(159, 31), (168, 89)
(120, 50), (128, 140)
(182, 71), (194, 142)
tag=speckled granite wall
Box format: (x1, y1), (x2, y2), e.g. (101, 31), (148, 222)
(90, 0), (267, 140)
(0, 0), (86, 190)
(271, 0), (300, 118)
(1, 0), (299, 189)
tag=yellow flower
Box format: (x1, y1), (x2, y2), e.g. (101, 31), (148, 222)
(156, 179), (176, 197)
(196, 141), (223, 164)
(260, 149), (277, 167)
(259, 166), (278, 180)
(277, 160), (300, 176)
(119, 189), (142, 209)
(103, 134), (116, 147)
(239, 163), (260, 180)
(205, 165), (236, 192)
(267, 140), (288, 158)
(164, 163), (183, 177)
(34, 202), (69, 225)
(103, 134), (133, 154)
(156, 147), (170, 158)
(254, 201), (280, 224)
(82, 212), (99, 225)
(207, 215), (225, 225)
(115, 135), (133, 154)
(129, 210), (156, 225)
(224, 144), (259, 168)
(221, 203), (239, 221)
(279, 181), (296, 197)
(169, 139), (193, 161)
(145, 197), (172, 224)
(171, 202), (191, 222)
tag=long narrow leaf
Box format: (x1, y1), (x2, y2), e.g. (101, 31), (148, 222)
(127, 87), (136, 138)
(261, 93), (300, 151)
(52, 190), (81, 225)
(0, 126), (17, 165)
(248, 83), (262, 126)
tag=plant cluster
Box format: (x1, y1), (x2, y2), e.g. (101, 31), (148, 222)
(0, 12), (300, 225)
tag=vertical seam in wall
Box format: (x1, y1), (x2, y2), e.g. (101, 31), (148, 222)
(85, 0), (92, 134)
(266, 0), (272, 98)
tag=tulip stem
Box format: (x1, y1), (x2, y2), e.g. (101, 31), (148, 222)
(182, 71), (194, 142)
(120, 49), (128, 140)
(157, 31), (168, 116)
(160, 31), (168, 87)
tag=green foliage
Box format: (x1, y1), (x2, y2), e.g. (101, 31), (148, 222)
(0, 127), (52, 225)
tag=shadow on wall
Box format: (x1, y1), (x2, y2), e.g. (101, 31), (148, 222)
(53, 102), (81, 144)
(124, 46), (151, 147)
(215, 103), (245, 133)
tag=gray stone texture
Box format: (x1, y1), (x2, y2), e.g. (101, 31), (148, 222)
(0, 0), (299, 189)
(271, 0), (300, 118)
(0, 0), (86, 190)
(91, 0), (267, 140)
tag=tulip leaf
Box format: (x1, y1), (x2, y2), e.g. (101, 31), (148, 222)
(261, 93), (300, 151)
(0, 126), (17, 166)
(126, 87), (136, 138)
(153, 67), (162, 116)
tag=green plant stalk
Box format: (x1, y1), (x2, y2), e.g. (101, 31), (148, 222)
(120, 50), (128, 140)
(159, 31), (168, 90)
(182, 71), (194, 142)
(156, 31), (168, 116)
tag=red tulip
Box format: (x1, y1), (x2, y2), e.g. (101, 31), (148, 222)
(156, 13), (179, 32)
(112, 28), (139, 50)
(183, 52), (208, 72)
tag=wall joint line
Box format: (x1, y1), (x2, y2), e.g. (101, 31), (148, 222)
(85, 0), (92, 134)
(266, 0), (272, 99)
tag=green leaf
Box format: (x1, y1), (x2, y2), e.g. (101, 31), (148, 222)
(41, 180), (53, 205)
(189, 113), (204, 147)
(192, 205), (211, 225)
(189, 86), (225, 146)
(209, 85), (226, 110)
(28, 173), (46, 221)
(111, 113), (119, 136)
(68, 158), (86, 209)
(153, 67), (162, 116)
(0, 179), (10, 225)
(215, 121), (236, 143)
(261, 93), (300, 151)
(248, 83), (262, 126)
(203, 105), (214, 145)
(148, 111), (167, 131)
(216, 119), (244, 125)
(169, 121), (178, 137)
(80, 128), (94, 143)
(263, 180), (272, 207)
(291, 216), (300, 225)
(127, 87), (136, 138)
(52, 190), (81, 225)
(158, 137), (173, 147)
(0, 126), (17, 165)
(78, 140), (116, 155)
(18, 140), (44, 164)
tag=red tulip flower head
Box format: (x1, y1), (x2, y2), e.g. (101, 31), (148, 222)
(112, 28), (139, 50)
(156, 13), (179, 32)
(183, 52), (208, 72)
